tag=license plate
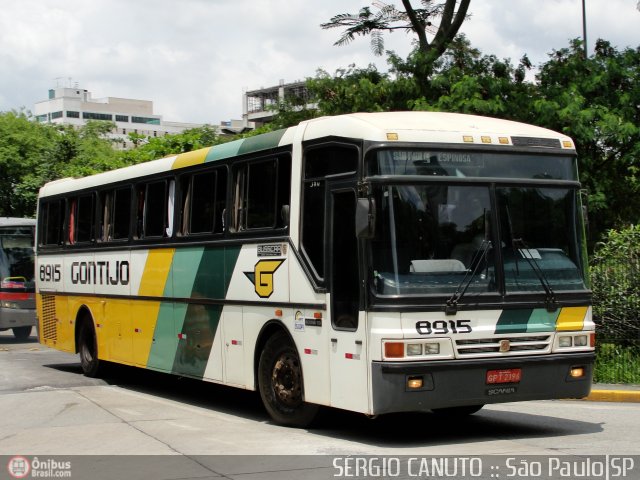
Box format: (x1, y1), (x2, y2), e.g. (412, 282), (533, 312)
(486, 368), (521, 384)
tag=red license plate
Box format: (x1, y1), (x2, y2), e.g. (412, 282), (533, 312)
(486, 368), (522, 384)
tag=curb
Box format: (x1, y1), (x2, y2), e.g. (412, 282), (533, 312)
(584, 389), (640, 403)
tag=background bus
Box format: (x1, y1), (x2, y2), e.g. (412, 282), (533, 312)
(36, 112), (594, 426)
(0, 217), (36, 340)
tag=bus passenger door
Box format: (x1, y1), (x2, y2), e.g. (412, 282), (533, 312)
(328, 188), (369, 413)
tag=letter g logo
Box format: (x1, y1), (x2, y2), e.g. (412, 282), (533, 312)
(244, 259), (284, 298)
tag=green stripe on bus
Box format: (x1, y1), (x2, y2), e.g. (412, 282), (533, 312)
(147, 302), (176, 372)
(526, 308), (560, 332)
(205, 140), (243, 162)
(171, 246), (241, 377)
(146, 248), (204, 372)
(495, 309), (533, 334)
(237, 129), (288, 155)
(172, 304), (223, 378)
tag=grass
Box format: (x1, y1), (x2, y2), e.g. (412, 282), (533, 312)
(593, 342), (640, 384)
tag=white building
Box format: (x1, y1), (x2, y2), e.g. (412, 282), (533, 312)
(33, 85), (206, 148)
(242, 80), (312, 128)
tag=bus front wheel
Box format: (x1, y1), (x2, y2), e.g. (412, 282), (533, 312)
(431, 405), (484, 416)
(78, 321), (101, 377)
(12, 326), (32, 340)
(258, 331), (318, 427)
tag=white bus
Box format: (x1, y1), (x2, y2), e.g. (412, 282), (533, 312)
(36, 112), (594, 426)
(0, 217), (36, 340)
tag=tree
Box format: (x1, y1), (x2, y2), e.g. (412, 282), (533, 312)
(533, 39), (640, 239)
(321, 0), (470, 95)
(0, 110), (55, 216)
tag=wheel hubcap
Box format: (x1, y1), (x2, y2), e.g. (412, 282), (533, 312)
(271, 353), (302, 407)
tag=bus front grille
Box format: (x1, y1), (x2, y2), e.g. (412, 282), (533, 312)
(41, 295), (57, 342)
(455, 335), (551, 357)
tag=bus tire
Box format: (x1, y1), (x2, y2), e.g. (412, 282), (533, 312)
(12, 326), (32, 340)
(431, 404), (484, 416)
(258, 331), (318, 427)
(78, 320), (101, 378)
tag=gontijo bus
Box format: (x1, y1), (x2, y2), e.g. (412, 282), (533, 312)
(36, 112), (594, 426)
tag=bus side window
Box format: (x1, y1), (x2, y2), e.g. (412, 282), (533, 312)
(40, 199), (64, 246)
(231, 156), (290, 232)
(75, 194), (95, 244)
(137, 181), (167, 238)
(111, 187), (131, 240)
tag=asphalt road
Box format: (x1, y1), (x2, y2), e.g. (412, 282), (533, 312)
(1, 329), (639, 479)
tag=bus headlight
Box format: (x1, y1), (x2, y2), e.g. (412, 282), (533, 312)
(424, 343), (440, 355)
(406, 344), (422, 356)
(559, 336), (572, 347)
(574, 335), (588, 347)
(1, 301), (19, 309)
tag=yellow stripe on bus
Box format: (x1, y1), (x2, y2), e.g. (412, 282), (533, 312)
(556, 306), (588, 331)
(138, 249), (175, 297)
(134, 249), (175, 366)
(171, 148), (211, 170)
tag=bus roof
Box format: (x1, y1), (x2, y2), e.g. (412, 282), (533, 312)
(38, 111), (574, 198)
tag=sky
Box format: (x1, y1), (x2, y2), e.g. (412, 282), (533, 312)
(1, 0), (638, 125)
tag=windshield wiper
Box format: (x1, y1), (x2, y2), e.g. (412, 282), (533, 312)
(445, 239), (492, 315)
(512, 238), (558, 312)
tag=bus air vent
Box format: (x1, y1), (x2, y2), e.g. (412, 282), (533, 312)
(41, 295), (57, 341)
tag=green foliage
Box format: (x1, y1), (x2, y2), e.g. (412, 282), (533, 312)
(0, 110), (56, 216)
(590, 225), (640, 340)
(533, 40), (640, 236)
(120, 125), (227, 164)
(594, 343), (640, 384)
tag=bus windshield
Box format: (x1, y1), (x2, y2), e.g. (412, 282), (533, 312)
(367, 152), (586, 298)
(0, 227), (35, 289)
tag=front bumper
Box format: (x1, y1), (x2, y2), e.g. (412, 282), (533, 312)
(371, 352), (594, 414)
(0, 307), (38, 329)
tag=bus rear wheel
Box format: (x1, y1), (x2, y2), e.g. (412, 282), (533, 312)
(258, 331), (318, 427)
(12, 326), (32, 340)
(78, 321), (101, 377)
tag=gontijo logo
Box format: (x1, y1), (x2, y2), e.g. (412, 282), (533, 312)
(244, 259), (285, 298)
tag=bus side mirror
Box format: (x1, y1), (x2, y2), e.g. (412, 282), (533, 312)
(356, 197), (376, 239)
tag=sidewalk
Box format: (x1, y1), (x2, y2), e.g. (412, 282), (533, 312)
(585, 383), (640, 403)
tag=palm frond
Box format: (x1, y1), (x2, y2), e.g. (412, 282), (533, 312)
(370, 30), (385, 56)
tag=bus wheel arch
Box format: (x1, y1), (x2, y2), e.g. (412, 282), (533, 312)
(255, 322), (318, 427)
(75, 307), (102, 377)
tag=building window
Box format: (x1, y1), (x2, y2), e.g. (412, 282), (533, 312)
(51, 111), (63, 120)
(115, 115), (129, 122)
(66, 111), (80, 118)
(35, 114), (48, 123)
(132, 116), (160, 125)
(82, 112), (113, 121)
